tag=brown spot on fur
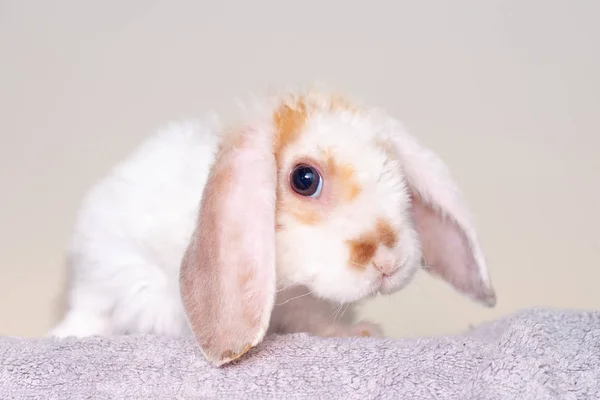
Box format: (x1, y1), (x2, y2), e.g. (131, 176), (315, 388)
(220, 343), (253, 362)
(360, 330), (371, 337)
(347, 234), (378, 268)
(346, 220), (398, 270)
(376, 219), (398, 248)
(221, 349), (235, 360)
(322, 149), (362, 202)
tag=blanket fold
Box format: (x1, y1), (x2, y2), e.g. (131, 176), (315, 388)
(1, 308), (599, 399)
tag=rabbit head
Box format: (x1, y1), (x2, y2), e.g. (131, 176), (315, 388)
(180, 90), (496, 366)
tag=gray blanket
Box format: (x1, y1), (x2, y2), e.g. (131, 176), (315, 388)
(1, 308), (599, 399)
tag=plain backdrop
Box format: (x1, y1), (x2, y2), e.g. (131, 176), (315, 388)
(1, 0), (599, 338)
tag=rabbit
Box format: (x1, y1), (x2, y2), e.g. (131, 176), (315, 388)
(49, 88), (496, 366)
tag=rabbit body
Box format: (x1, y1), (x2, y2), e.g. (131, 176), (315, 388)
(51, 118), (371, 340)
(50, 90), (495, 364)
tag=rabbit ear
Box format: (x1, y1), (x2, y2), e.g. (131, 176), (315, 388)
(179, 124), (278, 366)
(388, 124), (496, 307)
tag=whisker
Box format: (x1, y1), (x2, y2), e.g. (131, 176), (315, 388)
(335, 303), (350, 323)
(332, 304), (344, 322)
(338, 303), (351, 322)
(276, 282), (296, 293)
(316, 303), (342, 323)
(275, 290), (314, 306)
(348, 260), (366, 268)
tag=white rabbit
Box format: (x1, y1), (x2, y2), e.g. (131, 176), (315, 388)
(50, 89), (496, 365)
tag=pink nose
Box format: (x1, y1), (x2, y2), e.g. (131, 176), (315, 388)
(372, 248), (398, 276)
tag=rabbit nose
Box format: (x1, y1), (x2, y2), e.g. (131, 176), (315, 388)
(372, 248), (398, 276)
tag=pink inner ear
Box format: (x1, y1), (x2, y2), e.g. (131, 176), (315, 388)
(412, 195), (496, 306)
(385, 122), (495, 307)
(180, 128), (277, 366)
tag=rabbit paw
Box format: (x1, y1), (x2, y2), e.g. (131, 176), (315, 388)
(348, 320), (384, 337)
(320, 320), (384, 338)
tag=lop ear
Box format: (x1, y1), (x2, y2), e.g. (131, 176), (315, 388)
(388, 123), (496, 307)
(179, 124), (278, 366)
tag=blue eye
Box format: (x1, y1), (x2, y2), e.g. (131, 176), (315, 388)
(290, 164), (322, 197)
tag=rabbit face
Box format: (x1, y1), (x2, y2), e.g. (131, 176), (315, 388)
(273, 103), (422, 303)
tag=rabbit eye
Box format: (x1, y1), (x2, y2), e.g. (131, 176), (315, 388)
(290, 164), (322, 198)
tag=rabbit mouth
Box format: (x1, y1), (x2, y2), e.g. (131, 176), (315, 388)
(376, 264), (419, 295)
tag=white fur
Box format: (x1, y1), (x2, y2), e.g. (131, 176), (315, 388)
(50, 91), (491, 340)
(52, 119), (219, 337)
(274, 107), (422, 304)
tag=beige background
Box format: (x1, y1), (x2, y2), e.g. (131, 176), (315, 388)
(1, 0), (599, 338)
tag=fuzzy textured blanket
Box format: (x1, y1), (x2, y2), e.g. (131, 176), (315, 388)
(1, 308), (599, 399)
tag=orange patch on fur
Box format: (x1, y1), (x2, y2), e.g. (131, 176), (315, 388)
(322, 149), (362, 202)
(347, 234), (378, 268)
(273, 92), (360, 227)
(334, 162), (361, 202)
(276, 200), (322, 225)
(376, 219), (398, 248)
(276, 186), (323, 226)
(272, 92), (358, 159)
(273, 99), (316, 225)
(273, 101), (307, 159)
(286, 207), (321, 225)
(220, 343), (253, 362)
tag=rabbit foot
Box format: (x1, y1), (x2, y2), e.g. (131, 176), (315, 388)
(319, 320), (384, 338)
(346, 320), (384, 337)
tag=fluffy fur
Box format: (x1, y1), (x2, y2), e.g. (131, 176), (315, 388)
(50, 89), (496, 366)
